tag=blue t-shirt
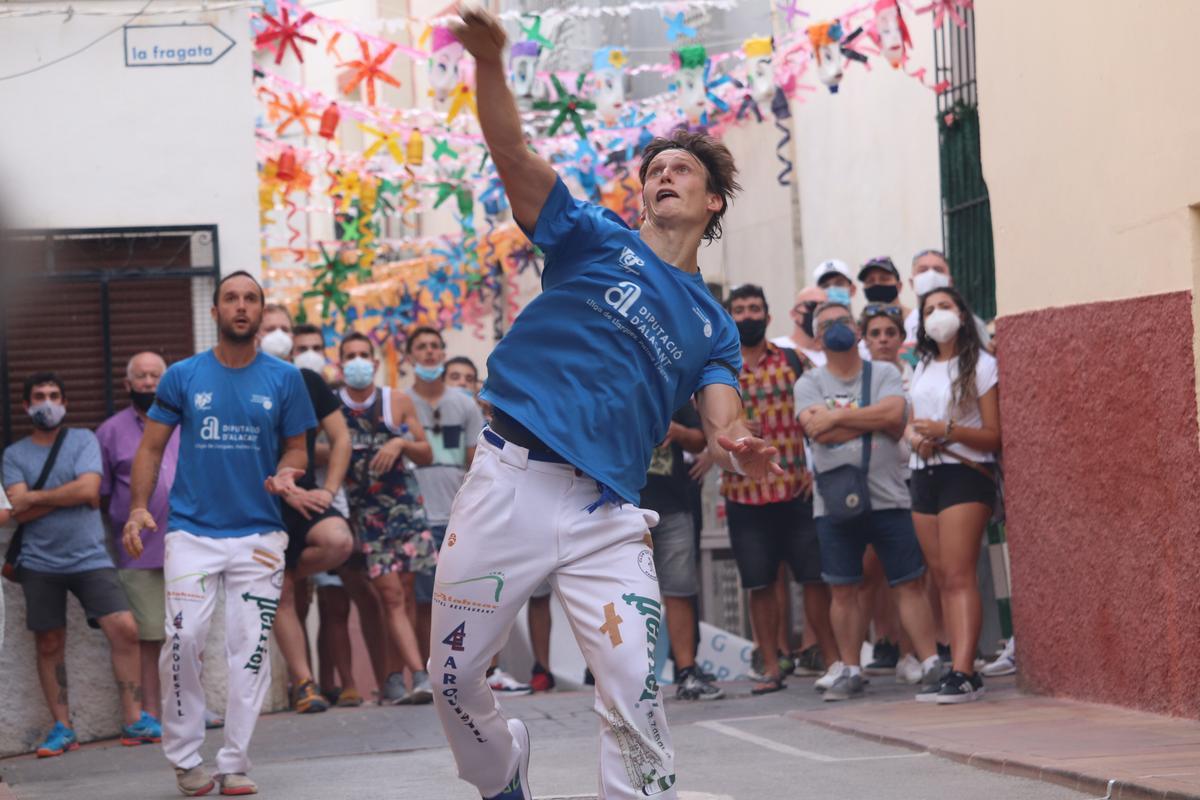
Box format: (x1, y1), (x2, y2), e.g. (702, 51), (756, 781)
(2, 429), (113, 573)
(480, 178), (742, 503)
(148, 350), (316, 538)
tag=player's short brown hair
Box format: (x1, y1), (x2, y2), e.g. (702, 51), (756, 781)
(638, 129), (741, 243)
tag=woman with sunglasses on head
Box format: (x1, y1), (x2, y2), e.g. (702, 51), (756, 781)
(907, 287), (1001, 704)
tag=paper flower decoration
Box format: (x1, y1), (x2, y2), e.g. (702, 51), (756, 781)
(255, 6), (316, 65)
(361, 123), (405, 163)
(446, 82), (477, 123)
(519, 15), (553, 49)
(663, 12), (697, 42)
(338, 37), (401, 106)
(534, 74), (596, 138)
(272, 93), (318, 136)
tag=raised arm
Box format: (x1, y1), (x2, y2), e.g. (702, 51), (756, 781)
(451, 8), (557, 231)
(695, 383), (783, 480)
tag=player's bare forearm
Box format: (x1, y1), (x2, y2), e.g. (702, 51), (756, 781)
(697, 385), (752, 473)
(129, 421), (172, 511)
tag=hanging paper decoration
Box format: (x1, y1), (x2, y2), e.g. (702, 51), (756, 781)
(533, 74), (596, 138)
(361, 123), (406, 163)
(742, 37), (775, 105)
(672, 45), (728, 125)
(917, 0), (971, 29)
(271, 92), (318, 136)
(338, 38), (401, 106)
(407, 131), (425, 165)
(777, 0), (809, 28)
(871, 0), (912, 69)
(807, 21), (867, 93)
(565, 139), (601, 201)
(255, 6), (317, 65)
(589, 47), (628, 126)
(770, 88), (793, 187)
(428, 26), (464, 103)
(300, 243), (373, 321)
(509, 39), (542, 98)
(663, 11), (697, 42)
(519, 15), (554, 50)
(446, 81), (478, 124)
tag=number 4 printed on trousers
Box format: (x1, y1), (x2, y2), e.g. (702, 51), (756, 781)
(442, 622), (467, 652)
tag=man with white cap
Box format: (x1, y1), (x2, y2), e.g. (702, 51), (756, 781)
(812, 259), (856, 308)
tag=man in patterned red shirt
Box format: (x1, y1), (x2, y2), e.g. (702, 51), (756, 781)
(721, 284), (837, 694)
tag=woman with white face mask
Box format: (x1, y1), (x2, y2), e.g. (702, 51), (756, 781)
(906, 287), (1001, 705)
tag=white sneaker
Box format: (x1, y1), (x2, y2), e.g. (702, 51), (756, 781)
(981, 637), (1017, 676)
(814, 661), (845, 692)
(488, 668), (533, 696)
(895, 654), (923, 684)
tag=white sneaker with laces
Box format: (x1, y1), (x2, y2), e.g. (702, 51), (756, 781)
(814, 661), (845, 692)
(488, 668), (533, 696)
(895, 654), (923, 684)
(981, 637), (1017, 676)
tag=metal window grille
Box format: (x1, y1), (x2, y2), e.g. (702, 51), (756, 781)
(933, 8), (996, 321)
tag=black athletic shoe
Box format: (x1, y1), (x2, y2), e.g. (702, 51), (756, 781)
(865, 639), (899, 674)
(792, 645), (825, 676)
(675, 667), (725, 701)
(936, 670), (985, 704)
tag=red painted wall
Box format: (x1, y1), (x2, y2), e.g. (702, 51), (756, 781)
(997, 290), (1200, 718)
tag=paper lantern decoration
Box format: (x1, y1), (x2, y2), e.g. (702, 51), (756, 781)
(318, 103), (341, 139)
(673, 45), (709, 123)
(589, 47), (627, 126)
(276, 148), (298, 183)
(407, 131), (425, 166)
(741, 37), (775, 104)
(429, 26), (464, 103)
(338, 37), (401, 106)
(871, 0), (912, 69)
(509, 40), (542, 98)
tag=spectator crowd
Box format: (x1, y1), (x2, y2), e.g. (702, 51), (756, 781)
(0, 247), (1013, 761)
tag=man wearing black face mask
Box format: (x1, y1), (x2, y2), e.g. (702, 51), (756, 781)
(722, 285), (837, 695)
(96, 352), (181, 728)
(857, 257), (910, 363)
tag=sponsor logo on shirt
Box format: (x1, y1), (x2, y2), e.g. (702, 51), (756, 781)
(193, 392), (213, 411)
(592, 280), (686, 380)
(250, 393), (274, 411)
(692, 306), (713, 339)
(197, 416), (262, 449)
(619, 247), (645, 275)
(605, 280), (643, 317)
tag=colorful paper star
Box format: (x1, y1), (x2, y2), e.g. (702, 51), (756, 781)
(446, 82), (477, 123)
(338, 37), (401, 106)
(519, 15), (554, 49)
(663, 12), (697, 42)
(533, 74), (596, 138)
(777, 0), (809, 27)
(360, 123), (406, 163)
(272, 93), (318, 136)
(432, 137), (458, 162)
(255, 7), (317, 65)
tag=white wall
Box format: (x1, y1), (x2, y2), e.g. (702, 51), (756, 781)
(0, 1), (260, 276)
(791, 0), (943, 323)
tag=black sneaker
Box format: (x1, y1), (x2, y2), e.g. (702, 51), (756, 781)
(915, 667), (948, 703)
(675, 667), (725, 701)
(792, 645), (825, 676)
(936, 670), (985, 704)
(865, 639), (899, 674)
(696, 666), (719, 683)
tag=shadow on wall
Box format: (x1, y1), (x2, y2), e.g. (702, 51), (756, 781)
(997, 290), (1200, 717)
(0, 579), (289, 757)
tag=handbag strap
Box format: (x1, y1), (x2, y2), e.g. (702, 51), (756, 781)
(31, 427), (70, 491)
(859, 361), (872, 473)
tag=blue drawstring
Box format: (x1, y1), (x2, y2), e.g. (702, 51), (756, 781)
(585, 482), (624, 514)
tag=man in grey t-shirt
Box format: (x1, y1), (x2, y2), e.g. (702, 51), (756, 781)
(793, 303), (941, 703)
(404, 329), (486, 661)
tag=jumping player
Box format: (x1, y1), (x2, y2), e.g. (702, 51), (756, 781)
(431, 10), (781, 800)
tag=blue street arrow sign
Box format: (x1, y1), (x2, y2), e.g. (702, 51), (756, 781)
(124, 23), (236, 67)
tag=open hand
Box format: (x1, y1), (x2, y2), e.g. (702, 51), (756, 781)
(264, 467), (304, 497)
(717, 435), (784, 481)
(688, 450), (714, 482)
(122, 508), (157, 559)
(284, 488), (332, 521)
(450, 5), (507, 64)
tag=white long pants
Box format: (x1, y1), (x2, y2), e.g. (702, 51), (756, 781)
(431, 433), (676, 799)
(160, 529), (287, 775)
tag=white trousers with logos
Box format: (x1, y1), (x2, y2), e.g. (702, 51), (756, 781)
(431, 433), (676, 799)
(160, 529), (286, 775)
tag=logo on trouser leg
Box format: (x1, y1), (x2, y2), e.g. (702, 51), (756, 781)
(442, 622), (467, 652)
(440, 655), (487, 743)
(241, 592), (279, 674)
(600, 602), (625, 647)
(171, 632), (184, 717)
(622, 593), (663, 703)
(607, 707), (676, 796)
(637, 549), (657, 581)
(173, 612), (183, 630)
(433, 571), (506, 615)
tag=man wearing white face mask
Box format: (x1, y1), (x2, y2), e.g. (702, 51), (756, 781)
(905, 250), (992, 348)
(337, 331), (437, 705)
(258, 305), (355, 715)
